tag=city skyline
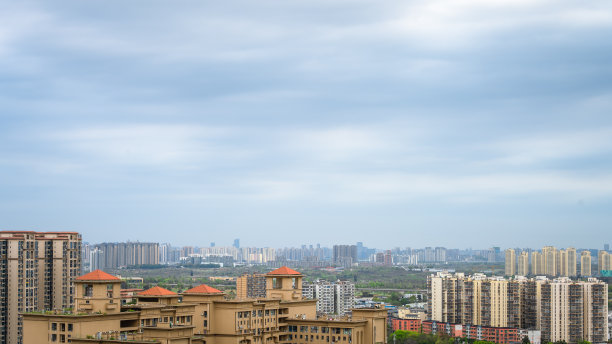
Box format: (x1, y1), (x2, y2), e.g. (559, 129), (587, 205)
(1, 1), (612, 248)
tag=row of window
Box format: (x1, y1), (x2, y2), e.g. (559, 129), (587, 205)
(50, 323), (73, 332)
(287, 326), (351, 335)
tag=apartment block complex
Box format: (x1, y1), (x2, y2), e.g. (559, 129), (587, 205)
(23, 266), (387, 344)
(236, 274), (267, 299)
(94, 242), (159, 269)
(0, 231), (82, 344)
(427, 272), (608, 343)
(303, 280), (356, 316)
(505, 247), (580, 277)
(332, 245), (357, 266)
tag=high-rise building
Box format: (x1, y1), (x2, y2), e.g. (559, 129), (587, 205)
(95, 242), (159, 268)
(236, 273), (267, 299)
(566, 247), (577, 277)
(434, 247), (446, 262)
(517, 251), (529, 276)
(598, 250), (611, 274)
(88, 247), (104, 272)
(303, 279), (355, 315)
(505, 249), (516, 276)
(531, 251), (543, 275)
(542, 246), (557, 276)
(427, 272), (608, 343)
(233, 238), (240, 249)
(581, 251), (591, 276)
(332, 245), (357, 266)
(0, 231), (82, 344)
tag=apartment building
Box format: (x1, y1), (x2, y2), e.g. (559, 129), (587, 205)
(427, 272), (609, 343)
(303, 280), (355, 315)
(0, 231), (82, 344)
(332, 245), (357, 266)
(23, 266), (387, 344)
(509, 247), (578, 277)
(505, 249), (516, 276)
(517, 252), (529, 277)
(95, 242), (159, 269)
(581, 251), (591, 277)
(236, 274), (267, 299)
(597, 250), (611, 274)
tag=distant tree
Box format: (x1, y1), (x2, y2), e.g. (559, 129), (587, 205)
(522, 336), (531, 344)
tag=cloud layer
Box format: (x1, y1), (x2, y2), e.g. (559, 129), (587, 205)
(1, 0), (611, 248)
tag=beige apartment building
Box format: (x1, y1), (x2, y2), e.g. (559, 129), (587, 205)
(517, 252), (529, 276)
(581, 251), (591, 277)
(427, 272), (608, 343)
(23, 266), (387, 344)
(510, 247), (578, 278)
(0, 231), (82, 344)
(597, 250), (611, 273)
(505, 249), (516, 276)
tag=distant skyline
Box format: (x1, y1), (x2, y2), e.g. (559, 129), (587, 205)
(1, 1), (611, 248)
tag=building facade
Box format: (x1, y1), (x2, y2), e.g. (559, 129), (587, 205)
(23, 267), (387, 344)
(236, 274), (267, 299)
(427, 272), (608, 343)
(0, 231), (82, 344)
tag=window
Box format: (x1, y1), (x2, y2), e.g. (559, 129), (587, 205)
(83, 284), (93, 297)
(203, 311), (208, 317)
(292, 278), (297, 289)
(60, 323), (65, 331)
(51, 323), (57, 331)
(67, 324), (73, 332)
(51, 334), (57, 342)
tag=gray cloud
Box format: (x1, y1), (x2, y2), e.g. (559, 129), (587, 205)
(1, 0), (611, 248)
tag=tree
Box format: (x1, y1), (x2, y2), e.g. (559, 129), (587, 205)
(522, 336), (531, 344)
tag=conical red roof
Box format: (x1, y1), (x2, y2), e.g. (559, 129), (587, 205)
(268, 266), (301, 275)
(76, 269), (120, 281)
(138, 286), (177, 296)
(184, 284), (223, 294)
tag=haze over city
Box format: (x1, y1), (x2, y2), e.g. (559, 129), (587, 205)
(1, 1), (612, 248)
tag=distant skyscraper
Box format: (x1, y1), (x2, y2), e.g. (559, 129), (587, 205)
(333, 245), (357, 266)
(604, 243), (609, 251)
(233, 238), (240, 249)
(210, 242), (215, 247)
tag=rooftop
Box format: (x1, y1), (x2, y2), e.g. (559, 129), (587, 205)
(139, 286), (177, 297)
(183, 284), (223, 294)
(76, 270), (120, 281)
(268, 266), (301, 275)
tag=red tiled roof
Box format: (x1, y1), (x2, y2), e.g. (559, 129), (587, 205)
(76, 269), (120, 281)
(184, 284), (223, 294)
(138, 286), (177, 296)
(268, 266), (301, 275)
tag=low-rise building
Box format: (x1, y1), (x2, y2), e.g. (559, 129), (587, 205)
(23, 267), (386, 344)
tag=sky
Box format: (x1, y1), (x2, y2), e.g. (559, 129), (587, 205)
(1, 0), (611, 249)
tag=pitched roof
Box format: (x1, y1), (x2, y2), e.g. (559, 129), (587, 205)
(76, 269), (120, 281)
(267, 266), (301, 275)
(138, 286), (177, 296)
(183, 284), (223, 294)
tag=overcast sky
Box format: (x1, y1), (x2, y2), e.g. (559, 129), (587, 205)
(1, 0), (611, 249)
